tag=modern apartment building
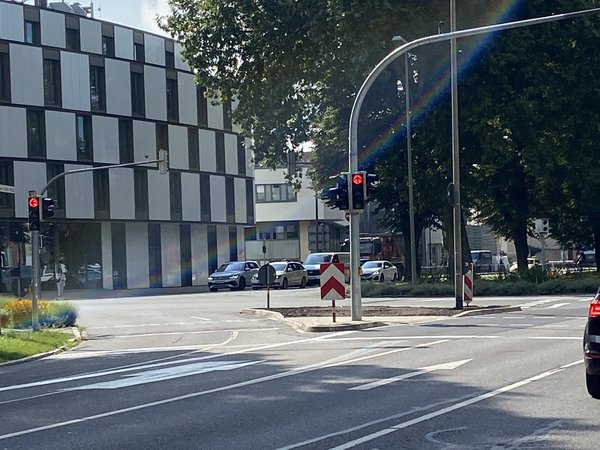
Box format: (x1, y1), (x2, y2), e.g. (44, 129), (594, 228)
(0, 0), (254, 291)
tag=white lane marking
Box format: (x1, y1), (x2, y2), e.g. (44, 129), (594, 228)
(64, 360), (262, 390)
(190, 316), (211, 321)
(0, 340), (445, 440)
(0, 331), (352, 393)
(490, 419), (566, 450)
(517, 299), (563, 308)
(349, 359), (471, 391)
(526, 336), (581, 340)
(425, 427), (469, 446)
(324, 335), (501, 341)
(547, 303), (571, 309)
(328, 360), (583, 450)
(111, 327), (281, 338)
(90, 321), (216, 329)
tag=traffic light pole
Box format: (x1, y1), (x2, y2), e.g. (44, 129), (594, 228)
(28, 154), (168, 330)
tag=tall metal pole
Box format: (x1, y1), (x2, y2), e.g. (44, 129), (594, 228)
(29, 190), (40, 331)
(450, 0), (463, 309)
(405, 52), (417, 285)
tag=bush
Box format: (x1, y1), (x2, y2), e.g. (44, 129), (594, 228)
(0, 300), (77, 329)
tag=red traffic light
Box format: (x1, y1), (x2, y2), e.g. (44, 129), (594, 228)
(28, 197), (39, 209)
(352, 173), (364, 185)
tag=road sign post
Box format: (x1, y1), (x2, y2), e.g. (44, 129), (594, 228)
(258, 263), (276, 309)
(320, 262), (346, 323)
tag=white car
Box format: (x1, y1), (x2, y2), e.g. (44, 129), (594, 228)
(361, 260), (398, 282)
(251, 261), (308, 289)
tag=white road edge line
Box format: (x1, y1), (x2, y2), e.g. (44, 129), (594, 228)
(328, 360), (583, 450)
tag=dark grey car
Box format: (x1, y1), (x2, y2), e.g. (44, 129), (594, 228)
(208, 261), (259, 291)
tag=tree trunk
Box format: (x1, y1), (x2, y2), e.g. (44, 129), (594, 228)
(513, 226), (529, 271)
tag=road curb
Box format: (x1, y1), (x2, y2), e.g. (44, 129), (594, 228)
(453, 306), (522, 317)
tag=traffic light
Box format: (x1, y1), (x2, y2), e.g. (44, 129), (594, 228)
(534, 218), (549, 234)
(366, 173), (378, 200)
(42, 198), (54, 220)
(350, 171), (366, 210)
(28, 196), (41, 231)
(321, 173), (349, 210)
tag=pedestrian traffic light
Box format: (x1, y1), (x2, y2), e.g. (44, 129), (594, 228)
(321, 173), (349, 210)
(28, 196), (41, 231)
(350, 171), (366, 210)
(366, 173), (378, 200)
(42, 197), (54, 220)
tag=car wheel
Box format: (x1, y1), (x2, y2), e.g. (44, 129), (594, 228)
(238, 278), (246, 291)
(379, 273), (385, 282)
(586, 373), (600, 399)
(300, 277), (307, 289)
(209, 287), (217, 292)
(281, 278), (288, 289)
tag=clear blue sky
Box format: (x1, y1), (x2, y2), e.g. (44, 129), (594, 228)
(85, 0), (170, 35)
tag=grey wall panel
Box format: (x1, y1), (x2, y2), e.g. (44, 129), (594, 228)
(144, 65), (166, 121)
(80, 18), (102, 54)
(105, 59), (131, 116)
(160, 223), (181, 287)
(65, 164), (95, 219)
(177, 72), (197, 126)
(10, 44), (43, 106)
(236, 225), (246, 260)
(234, 177), (247, 224)
(174, 42), (190, 71)
(144, 33), (165, 66)
(210, 175), (226, 223)
(46, 110), (76, 161)
(40, 9), (66, 48)
(109, 168), (135, 219)
(92, 115), (119, 163)
(14, 161), (46, 218)
(0, 2), (24, 42)
(147, 170), (170, 220)
(224, 133), (237, 175)
(126, 222), (150, 288)
(199, 129), (216, 173)
(168, 124), (188, 170)
(133, 120), (155, 162)
(190, 224), (208, 285)
(207, 96), (224, 130)
(61, 51), (91, 111)
(114, 26), (134, 60)
(0, 106), (27, 158)
(101, 222), (113, 289)
(181, 172), (201, 222)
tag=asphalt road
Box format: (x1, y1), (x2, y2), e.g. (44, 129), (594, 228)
(0, 289), (597, 449)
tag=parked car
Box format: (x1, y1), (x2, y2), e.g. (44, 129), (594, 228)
(208, 261), (259, 291)
(251, 261), (308, 290)
(509, 258), (541, 272)
(360, 260), (398, 282)
(303, 252), (350, 285)
(584, 289), (600, 398)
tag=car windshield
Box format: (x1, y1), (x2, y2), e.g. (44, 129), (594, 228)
(304, 254), (331, 264)
(217, 262), (244, 272)
(271, 263), (287, 271)
(362, 262), (382, 269)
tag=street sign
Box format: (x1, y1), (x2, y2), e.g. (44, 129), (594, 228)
(320, 263), (346, 301)
(0, 184), (15, 194)
(258, 264), (276, 286)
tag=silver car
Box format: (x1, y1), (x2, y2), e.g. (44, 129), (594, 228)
(208, 261), (259, 291)
(251, 261), (308, 289)
(360, 260), (398, 282)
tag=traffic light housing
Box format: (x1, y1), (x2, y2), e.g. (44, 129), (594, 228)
(28, 196), (41, 231)
(321, 173), (349, 210)
(534, 218), (549, 234)
(350, 171), (366, 210)
(366, 173), (378, 200)
(42, 198), (54, 220)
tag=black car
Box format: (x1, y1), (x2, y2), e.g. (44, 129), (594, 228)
(584, 289), (600, 398)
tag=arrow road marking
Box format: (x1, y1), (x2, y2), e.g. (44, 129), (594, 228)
(349, 359), (472, 391)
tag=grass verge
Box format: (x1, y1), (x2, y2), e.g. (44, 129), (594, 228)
(0, 330), (79, 363)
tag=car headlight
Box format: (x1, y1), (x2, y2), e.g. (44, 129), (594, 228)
(229, 275), (238, 279)
(373, 271), (380, 276)
(208, 276), (213, 281)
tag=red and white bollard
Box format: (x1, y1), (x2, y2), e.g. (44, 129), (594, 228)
(463, 263), (474, 305)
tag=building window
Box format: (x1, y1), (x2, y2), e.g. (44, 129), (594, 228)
(27, 109), (46, 158)
(188, 127), (199, 171)
(255, 184), (297, 203)
(237, 136), (246, 176)
(134, 43), (144, 63)
(43, 56), (61, 107)
(166, 74), (178, 122)
(90, 65), (106, 112)
(25, 21), (40, 45)
(76, 115), (93, 161)
(131, 67), (145, 117)
(65, 28), (80, 51)
(200, 174), (211, 222)
(165, 49), (175, 69)
(197, 87), (208, 127)
(246, 179), (254, 223)
(134, 168), (148, 220)
(0, 46), (10, 103)
(170, 172), (182, 221)
(215, 132), (225, 173)
(102, 36), (115, 57)
(0, 162), (14, 210)
(119, 119), (134, 164)
(156, 123), (168, 155)
(46, 163), (65, 211)
(94, 170), (110, 219)
(223, 101), (232, 131)
(226, 177), (235, 223)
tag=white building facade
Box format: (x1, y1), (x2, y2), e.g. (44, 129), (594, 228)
(0, 0), (254, 290)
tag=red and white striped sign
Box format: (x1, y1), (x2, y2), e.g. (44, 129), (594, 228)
(463, 263), (474, 304)
(320, 263), (346, 301)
